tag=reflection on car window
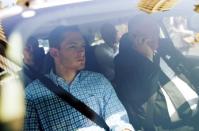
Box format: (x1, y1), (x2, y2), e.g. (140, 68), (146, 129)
(163, 16), (199, 56)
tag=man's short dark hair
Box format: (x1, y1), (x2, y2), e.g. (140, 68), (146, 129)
(48, 26), (80, 48)
(128, 14), (159, 36)
(100, 23), (116, 39)
(26, 37), (38, 49)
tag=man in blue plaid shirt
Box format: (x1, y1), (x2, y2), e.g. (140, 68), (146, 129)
(24, 26), (134, 131)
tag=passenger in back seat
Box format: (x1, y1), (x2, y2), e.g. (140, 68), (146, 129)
(94, 23), (119, 81)
(84, 38), (101, 73)
(20, 37), (45, 87)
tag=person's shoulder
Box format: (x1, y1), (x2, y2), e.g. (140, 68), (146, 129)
(95, 43), (106, 47)
(94, 44), (111, 59)
(80, 70), (111, 84)
(94, 43), (107, 51)
(80, 70), (105, 79)
(25, 79), (40, 89)
(80, 70), (112, 88)
(25, 79), (45, 98)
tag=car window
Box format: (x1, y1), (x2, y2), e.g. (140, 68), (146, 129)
(163, 16), (199, 56)
(1, 0), (199, 131)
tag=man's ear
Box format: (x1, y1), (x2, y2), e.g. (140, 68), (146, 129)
(143, 38), (151, 45)
(49, 48), (59, 58)
(144, 38), (154, 50)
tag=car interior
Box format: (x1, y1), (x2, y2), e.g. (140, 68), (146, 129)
(0, 0), (199, 131)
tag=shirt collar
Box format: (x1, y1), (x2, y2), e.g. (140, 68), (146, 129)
(49, 69), (82, 87)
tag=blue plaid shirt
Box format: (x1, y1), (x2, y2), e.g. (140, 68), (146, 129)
(24, 70), (133, 131)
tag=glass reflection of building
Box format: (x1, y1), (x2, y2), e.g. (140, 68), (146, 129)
(138, 0), (179, 14)
(194, 4), (199, 13)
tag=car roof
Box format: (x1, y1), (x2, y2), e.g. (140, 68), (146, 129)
(1, 0), (136, 37)
(0, 0), (198, 46)
(1, 0), (198, 37)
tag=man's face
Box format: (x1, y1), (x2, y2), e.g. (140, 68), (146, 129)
(132, 21), (160, 51)
(102, 26), (117, 46)
(145, 23), (160, 51)
(23, 47), (34, 66)
(54, 32), (86, 71)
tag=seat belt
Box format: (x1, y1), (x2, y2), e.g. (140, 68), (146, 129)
(38, 75), (110, 131)
(159, 58), (194, 119)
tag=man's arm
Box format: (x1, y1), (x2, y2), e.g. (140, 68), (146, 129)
(101, 76), (134, 131)
(24, 93), (41, 131)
